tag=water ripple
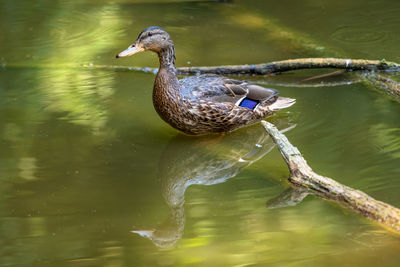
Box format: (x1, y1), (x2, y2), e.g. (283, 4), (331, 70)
(331, 26), (388, 45)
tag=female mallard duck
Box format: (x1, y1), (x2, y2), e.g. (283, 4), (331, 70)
(116, 26), (295, 135)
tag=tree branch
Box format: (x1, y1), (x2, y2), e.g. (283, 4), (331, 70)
(261, 120), (400, 233)
(82, 58), (400, 99)
(175, 58), (400, 75)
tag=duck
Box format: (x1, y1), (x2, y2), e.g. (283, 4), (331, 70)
(116, 26), (295, 135)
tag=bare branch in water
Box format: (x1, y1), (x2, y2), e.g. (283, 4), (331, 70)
(175, 58), (400, 75)
(262, 121), (400, 233)
(82, 58), (400, 75)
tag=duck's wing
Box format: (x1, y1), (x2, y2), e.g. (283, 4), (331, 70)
(180, 74), (278, 108)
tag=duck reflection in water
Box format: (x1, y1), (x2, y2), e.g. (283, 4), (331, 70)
(132, 119), (295, 247)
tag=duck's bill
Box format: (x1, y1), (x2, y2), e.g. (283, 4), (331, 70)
(131, 230), (154, 238)
(116, 46), (143, 58)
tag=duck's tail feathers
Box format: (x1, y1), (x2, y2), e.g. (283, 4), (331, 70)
(268, 97), (296, 111)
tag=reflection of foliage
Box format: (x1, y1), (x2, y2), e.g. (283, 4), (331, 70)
(0, 4), (126, 263)
(34, 4), (124, 133)
(40, 69), (114, 133)
(1, 2), (126, 133)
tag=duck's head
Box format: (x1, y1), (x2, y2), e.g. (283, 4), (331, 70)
(116, 26), (173, 58)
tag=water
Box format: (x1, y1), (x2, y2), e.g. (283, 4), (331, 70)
(0, 0), (400, 266)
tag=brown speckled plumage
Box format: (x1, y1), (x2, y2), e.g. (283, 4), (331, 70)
(117, 26), (295, 135)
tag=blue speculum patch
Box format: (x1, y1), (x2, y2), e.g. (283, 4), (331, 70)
(239, 98), (259, 110)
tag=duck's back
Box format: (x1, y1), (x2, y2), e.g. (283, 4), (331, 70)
(178, 74), (252, 104)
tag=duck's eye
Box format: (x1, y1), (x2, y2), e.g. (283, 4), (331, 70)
(148, 32), (153, 37)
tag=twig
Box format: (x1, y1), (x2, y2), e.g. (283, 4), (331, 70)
(257, 79), (361, 88)
(261, 120), (400, 233)
(300, 69), (346, 82)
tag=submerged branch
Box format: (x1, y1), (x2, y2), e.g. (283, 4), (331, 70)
(362, 73), (400, 98)
(261, 121), (400, 233)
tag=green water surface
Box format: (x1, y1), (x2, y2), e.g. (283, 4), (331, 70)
(0, 0), (400, 266)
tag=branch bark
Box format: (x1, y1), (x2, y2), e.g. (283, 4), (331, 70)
(261, 120), (400, 233)
(175, 58), (400, 75)
(82, 58), (400, 75)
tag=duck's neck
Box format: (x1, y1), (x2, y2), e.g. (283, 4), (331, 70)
(158, 45), (176, 71)
(154, 44), (178, 94)
(153, 44), (180, 123)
